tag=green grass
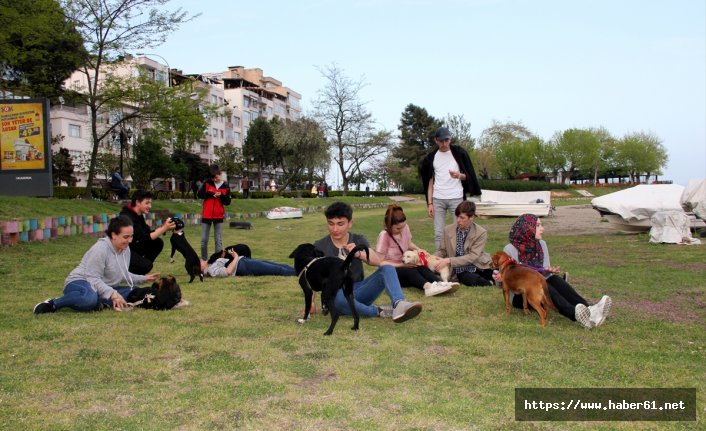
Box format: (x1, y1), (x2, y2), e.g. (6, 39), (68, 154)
(1, 200), (704, 430)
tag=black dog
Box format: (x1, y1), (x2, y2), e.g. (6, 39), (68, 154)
(289, 243), (369, 336)
(126, 275), (182, 310)
(169, 217), (203, 283)
(206, 243), (252, 265)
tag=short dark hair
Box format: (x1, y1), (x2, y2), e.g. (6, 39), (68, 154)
(455, 200), (477, 218)
(131, 189), (153, 206)
(209, 164), (221, 178)
(105, 215), (132, 237)
(324, 201), (353, 221)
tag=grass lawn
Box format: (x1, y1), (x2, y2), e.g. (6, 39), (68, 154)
(0, 197), (704, 430)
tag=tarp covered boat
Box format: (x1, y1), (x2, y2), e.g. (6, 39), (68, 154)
(266, 206), (303, 220)
(475, 189), (552, 217)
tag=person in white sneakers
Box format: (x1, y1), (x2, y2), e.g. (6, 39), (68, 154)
(376, 204), (459, 296)
(314, 202), (423, 323)
(498, 214), (612, 328)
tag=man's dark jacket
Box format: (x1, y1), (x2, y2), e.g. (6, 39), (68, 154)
(420, 145), (482, 205)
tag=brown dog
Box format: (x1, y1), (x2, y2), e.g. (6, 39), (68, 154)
(491, 251), (555, 326)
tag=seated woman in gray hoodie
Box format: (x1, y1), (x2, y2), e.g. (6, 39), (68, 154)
(33, 216), (160, 313)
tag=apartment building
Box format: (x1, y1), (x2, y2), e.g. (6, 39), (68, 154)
(50, 58), (300, 190)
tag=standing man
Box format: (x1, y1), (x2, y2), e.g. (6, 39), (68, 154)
(420, 126), (481, 251)
(241, 175), (250, 199)
(119, 190), (176, 274)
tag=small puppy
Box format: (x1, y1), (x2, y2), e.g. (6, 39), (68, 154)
(126, 275), (183, 310)
(402, 250), (450, 282)
(169, 217), (203, 283)
(289, 243), (369, 336)
(491, 251), (556, 327)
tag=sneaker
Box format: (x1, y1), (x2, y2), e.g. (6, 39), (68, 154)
(378, 305), (393, 318)
(33, 299), (56, 314)
(575, 304), (593, 329)
(392, 300), (422, 323)
(425, 281), (457, 297)
(589, 295), (612, 327)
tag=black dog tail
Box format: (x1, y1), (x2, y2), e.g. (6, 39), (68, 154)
(342, 244), (369, 273)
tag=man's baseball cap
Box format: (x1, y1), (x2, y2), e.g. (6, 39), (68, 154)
(435, 127), (452, 140)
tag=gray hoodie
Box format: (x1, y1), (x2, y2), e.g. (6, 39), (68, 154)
(65, 237), (148, 300)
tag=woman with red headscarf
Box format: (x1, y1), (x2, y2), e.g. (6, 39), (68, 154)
(498, 214), (612, 328)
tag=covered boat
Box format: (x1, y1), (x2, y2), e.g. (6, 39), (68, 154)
(591, 184), (706, 233)
(475, 189), (552, 217)
(266, 206), (303, 220)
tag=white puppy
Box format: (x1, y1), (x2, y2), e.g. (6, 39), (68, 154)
(402, 250), (450, 282)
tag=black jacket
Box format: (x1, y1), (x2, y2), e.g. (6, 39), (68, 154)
(119, 204), (154, 251)
(420, 145), (481, 204)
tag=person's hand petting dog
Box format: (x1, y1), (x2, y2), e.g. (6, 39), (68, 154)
(145, 272), (160, 282)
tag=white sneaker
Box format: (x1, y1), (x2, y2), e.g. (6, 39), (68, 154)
(575, 304), (593, 329)
(425, 281), (457, 297)
(588, 295), (612, 327)
(392, 300), (422, 322)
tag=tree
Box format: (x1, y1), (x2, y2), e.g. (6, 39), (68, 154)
(313, 63), (374, 192)
(495, 139), (534, 179)
(52, 146), (78, 186)
(478, 120), (535, 180)
(214, 143), (244, 181)
(394, 104), (441, 167)
(171, 149), (208, 192)
(553, 128), (601, 183)
(272, 117), (329, 192)
(60, 0), (197, 197)
(242, 117), (276, 189)
(344, 129), (393, 190)
(129, 132), (173, 189)
(0, 0), (85, 98)
(616, 132), (668, 182)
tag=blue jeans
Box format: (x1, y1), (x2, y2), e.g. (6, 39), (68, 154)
(53, 280), (132, 311)
(333, 265), (405, 317)
(235, 257), (296, 276)
(433, 197), (463, 251)
(201, 221), (224, 260)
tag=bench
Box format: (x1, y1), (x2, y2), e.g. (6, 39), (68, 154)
(92, 179), (123, 202)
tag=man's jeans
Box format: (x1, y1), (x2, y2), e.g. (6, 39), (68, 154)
(235, 257), (296, 276)
(201, 221), (224, 260)
(333, 265), (405, 317)
(433, 197), (463, 252)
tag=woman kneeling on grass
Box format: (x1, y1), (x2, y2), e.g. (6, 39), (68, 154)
(376, 204), (459, 296)
(498, 213), (612, 328)
(202, 248), (296, 277)
(33, 216), (160, 314)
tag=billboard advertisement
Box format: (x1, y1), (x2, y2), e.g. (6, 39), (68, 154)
(0, 98), (53, 196)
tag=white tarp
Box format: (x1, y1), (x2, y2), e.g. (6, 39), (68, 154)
(680, 179), (706, 220)
(649, 211), (701, 245)
(480, 189), (551, 205)
(591, 184), (686, 222)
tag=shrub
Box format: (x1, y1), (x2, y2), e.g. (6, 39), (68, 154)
(52, 186), (85, 199)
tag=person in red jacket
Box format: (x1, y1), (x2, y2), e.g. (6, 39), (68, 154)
(197, 164), (231, 259)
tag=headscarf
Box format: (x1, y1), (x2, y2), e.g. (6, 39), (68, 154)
(508, 214), (544, 268)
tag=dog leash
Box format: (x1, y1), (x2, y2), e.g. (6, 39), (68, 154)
(126, 293), (156, 308)
(418, 251), (429, 267)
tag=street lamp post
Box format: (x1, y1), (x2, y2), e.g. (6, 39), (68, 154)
(112, 128), (133, 177)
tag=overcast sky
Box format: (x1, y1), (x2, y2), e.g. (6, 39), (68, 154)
(152, 0), (706, 187)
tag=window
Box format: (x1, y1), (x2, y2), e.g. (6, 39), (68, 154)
(220, 130), (224, 139)
(69, 150), (82, 163)
(243, 96), (251, 108)
(200, 144), (208, 154)
(234, 131), (241, 142)
(233, 116), (241, 127)
(69, 124), (81, 138)
(212, 128), (218, 137)
(211, 95), (218, 104)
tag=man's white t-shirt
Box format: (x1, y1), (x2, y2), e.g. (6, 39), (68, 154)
(432, 150), (463, 199)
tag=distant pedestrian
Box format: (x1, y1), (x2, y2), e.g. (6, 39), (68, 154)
(197, 164), (231, 260)
(241, 175), (250, 199)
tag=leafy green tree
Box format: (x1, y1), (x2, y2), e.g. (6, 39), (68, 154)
(313, 63), (374, 192)
(553, 128), (600, 183)
(243, 117), (276, 189)
(52, 147), (78, 186)
(478, 120), (535, 180)
(214, 143), (244, 181)
(615, 132), (668, 182)
(272, 117), (329, 192)
(495, 139), (534, 179)
(60, 0), (197, 197)
(170, 149), (208, 192)
(129, 132), (173, 189)
(394, 104), (441, 167)
(0, 0), (85, 98)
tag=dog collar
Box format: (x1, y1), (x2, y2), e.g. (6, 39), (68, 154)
(418, 251), (429, 267)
